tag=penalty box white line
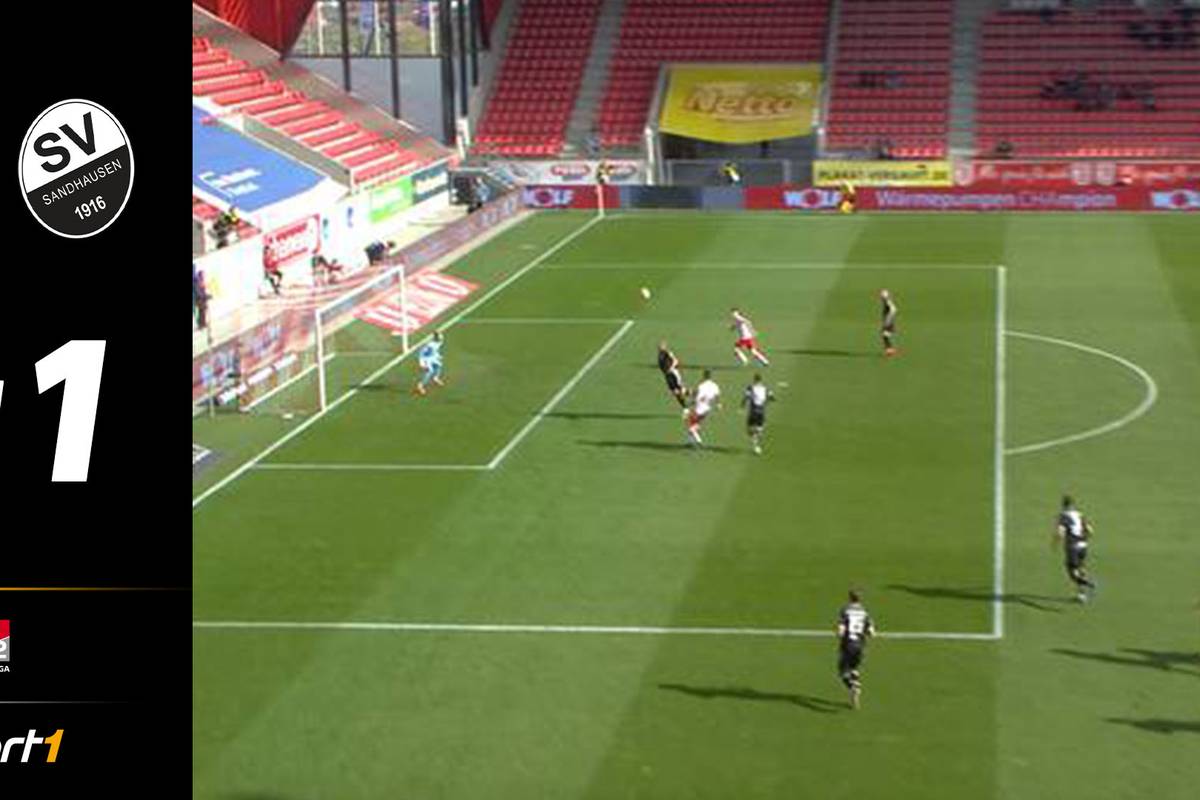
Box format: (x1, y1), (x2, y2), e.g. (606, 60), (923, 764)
(191, 620), (998, 641)
(488, 319), (635, 470)
(253, 319), (635, 474)
(192, 214), (606, 510)
(994, 266), (1007, 641)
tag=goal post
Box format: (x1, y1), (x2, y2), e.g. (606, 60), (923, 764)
(192, 260), (415, 419)
(311, 260), (414, 413)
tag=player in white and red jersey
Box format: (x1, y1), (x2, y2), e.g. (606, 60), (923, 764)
(731, 308), (770, 366)
(685, 369), (722, 446)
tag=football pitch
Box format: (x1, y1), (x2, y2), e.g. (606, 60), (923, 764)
(193, 211), (1199, 799)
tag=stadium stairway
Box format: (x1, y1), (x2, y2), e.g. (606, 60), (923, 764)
(564, 0), (628, 155)
(824, 0), (953, 158)
(947, 0), (992, 157)
(473, 0), (604, 156)
(192, 5), (450, 189)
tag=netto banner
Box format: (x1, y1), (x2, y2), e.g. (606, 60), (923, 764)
(658, 64), (821, 144)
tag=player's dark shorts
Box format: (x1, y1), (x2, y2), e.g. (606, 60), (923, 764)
(664, 370), (683, 393)
(1065, 544), (1087, 572)
(882, 322), (896, 334)
(747, 408), (765, 428)
(838, 642), (864, 677)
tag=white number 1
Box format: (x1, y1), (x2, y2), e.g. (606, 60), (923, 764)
(35, 340), (106, 482)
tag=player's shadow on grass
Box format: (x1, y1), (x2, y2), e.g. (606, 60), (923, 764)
(1051, 648), (1200, 677)
(658, 683), (846, 713)
(547, 411), (679, 421)
(634, 363), (745, 372)
(887, 584), (1074, 613)
(1105, 718), (1200, 735)
(578, 439), (740, 454)
(782, 348), (876, 358)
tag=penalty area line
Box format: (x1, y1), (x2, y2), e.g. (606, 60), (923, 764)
(191, 620), (998, 641)
(487, 319), (635, 470)
(994, 265), (1007, 641)
(192, 213), (606, 511)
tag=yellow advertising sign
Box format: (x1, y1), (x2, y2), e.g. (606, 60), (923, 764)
(814, 160), (953, 187)
(658, 64), (822, 144)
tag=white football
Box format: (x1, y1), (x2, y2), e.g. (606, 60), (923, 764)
(640, 287), (652, 300)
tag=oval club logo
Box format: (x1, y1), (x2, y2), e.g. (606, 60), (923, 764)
(18, 99), (134, 238)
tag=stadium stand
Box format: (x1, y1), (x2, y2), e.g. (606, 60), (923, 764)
(193, 7), (450, 187)
(824, 0), (952, 158)
(597, 0), (830, 149)
(473, 0), (603, 156)
(192, 195), (257, 244)
(976, 5), (1200, 158)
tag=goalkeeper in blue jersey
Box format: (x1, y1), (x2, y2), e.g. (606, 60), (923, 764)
(413, 331), (445, 396)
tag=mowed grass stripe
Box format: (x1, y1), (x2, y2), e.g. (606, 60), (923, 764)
(576, 214), (1006, 798)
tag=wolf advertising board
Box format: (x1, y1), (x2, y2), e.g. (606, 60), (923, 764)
(658, 64), (822, 143)
(521, 185), (620, 209)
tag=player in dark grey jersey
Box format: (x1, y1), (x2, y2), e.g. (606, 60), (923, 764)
(741, 374), (774, 454)
(836, 589), (876, 709)
(1055, 495), (1097, 602)
(657, 341), (688, 412)
(880, 289), (898, 357)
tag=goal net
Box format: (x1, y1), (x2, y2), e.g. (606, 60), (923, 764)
(190, 262), (416, 418)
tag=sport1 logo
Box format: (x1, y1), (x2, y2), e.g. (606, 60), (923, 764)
(19, 99), (134, 238)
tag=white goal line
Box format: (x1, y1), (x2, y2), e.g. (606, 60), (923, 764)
(191, 619), (998, 641)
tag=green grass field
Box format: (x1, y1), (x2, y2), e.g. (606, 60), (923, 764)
(193, 211), (1200, 799)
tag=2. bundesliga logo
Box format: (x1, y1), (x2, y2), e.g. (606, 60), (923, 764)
(0, 619), (9, 670)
